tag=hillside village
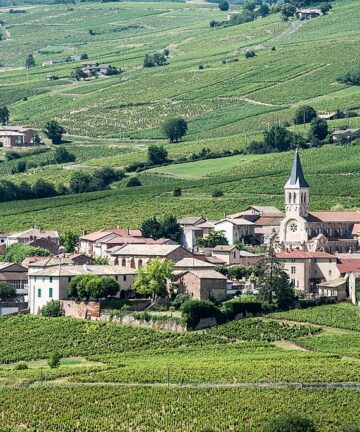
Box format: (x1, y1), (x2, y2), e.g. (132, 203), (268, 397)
(0, 150), (359, 324)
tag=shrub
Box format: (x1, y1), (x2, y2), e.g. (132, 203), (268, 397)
(171, 293), (191, 309)
(173, 188), (182, 197)
(222, 300), (263, 320)
(244, 50), (256, 58)
(126, 177), (142, 187)
(14, 363), (28, 370)
(337, 66), (360, 86)
(40, 300), (63, 317)
(294, 105), (317, 125)
(181, 300), (226, 329)
(264, 413), (317, 432)
(48, 351), (62, 369)
(212, 189), (224, 197)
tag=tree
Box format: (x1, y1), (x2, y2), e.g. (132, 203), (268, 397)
(337, 66), (360, 86)
(40, 300), (63, 317)
(143, 53), (156, 68)
(257, 241), (296, 309)
(53, 147), (76, 164)
(4, 243), (52, 264)
(126, 177), (142, 187)
(0, 106), (9, 125)
(80, 53), (88, 60)
(244, 0), (256, 11)
(148, 145), (168, 165)
(320, 2), (331, 14)
(281, 3), (296, 18)
(134, 258), (173, 300)
(100, 277), (120, 297)
(163, 118), (188, 143)
(43, 120), (66, 144)
(48, 351), (62, 369)
(67, 275), (119, 300)
(71, 67), (87, 81)
(308, 118), (328, 142)
(60, 231), (79, 252)
(218, 0), (229, 11)
(25, 53), (35, 69)
(161, 215), (183, 242)
(257, 4), (270, 17)
(173, 188), (182, 197)
(69, 172), (91, 193)
(0, 283), (16, 301)
(141, 216), (162, 239)
(32, 179), (57, 198)
(293, 105), (317, 125)
(264, 413), (317, 432)
(197, 231), (228, 248)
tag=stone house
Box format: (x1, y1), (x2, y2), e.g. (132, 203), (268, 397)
(176, 269), (227, 301)
(211, 245), (241, 265)
(0, 262), (28, 300)
(110, 244), (193, 269)
(348, 272), (360, 306)
(7, 228), (60, 246)
(296, 8), (322, 19)
(174, 257), (215, 271)
(0, 126), (36, 147)
(214, 218), (255, 245)
(317, 278), (347, 300)
(276, 250), (339, 293)
(28, 265), (137, 314)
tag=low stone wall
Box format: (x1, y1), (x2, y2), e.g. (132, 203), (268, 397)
(101, 313), (187, 332)
(60, 300), (100, 319)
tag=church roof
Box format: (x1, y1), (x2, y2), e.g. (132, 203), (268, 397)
(285, 149), (309, 188)
(307, 211), (360, 223)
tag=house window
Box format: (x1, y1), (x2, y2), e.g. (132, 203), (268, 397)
(49, 288), (53, 298)
(291, 259), (295, 263)
(233, 252), (236, 258)
(123, 275), (127, 282)
(50, 276), (53, 283)
(291, 279), (295, 286)
(68, 277), (72, 282)
(37, 288), (42, 298)
(291, 266), (296, 274)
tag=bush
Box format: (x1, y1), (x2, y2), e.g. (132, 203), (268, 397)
(0, 282), (16, 301)
(221, 300), (263, 320)
(244, 50), (256, 58)
(337, 66), (360, 86)
(173, 188), (182, 197)
(171, 293), (191, 309)
(264, 413), (317, 432)
(14, 363), (28, 370)
(126, 177), (142, 187)
(218, 0), (229, 11)
(181, 300), (226, 329)
(40, 300), (63, 317)
(212, 189), (224, 197)
(293, 105), (317, 125)
(48, 351), (62, 369)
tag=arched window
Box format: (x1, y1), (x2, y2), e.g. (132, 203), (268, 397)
(138, 259), (143, 268)
(121, 258), (126, 267)
(293, 193), (296, 203)
(130, 258), (135, 269)
(288, 192), (292, 204)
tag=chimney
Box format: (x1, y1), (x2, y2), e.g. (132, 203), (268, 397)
(82, 230), (88, 236)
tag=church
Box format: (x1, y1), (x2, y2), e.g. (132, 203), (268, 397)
(279, 149), (360, 254)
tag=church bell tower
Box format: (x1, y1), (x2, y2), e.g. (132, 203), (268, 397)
(284, 148), (309, 218)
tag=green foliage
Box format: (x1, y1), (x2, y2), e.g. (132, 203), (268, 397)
(264, 413), (317, 432)
(171, 293), (191, 309)
(126, 177), (142, 187)
(4, 243), (52, 264)
(43, 120), (66, 144)
(197, 230), (228, 248)
(40, 300), (63, 317)
(67, 275), (119, 300)
(48, 351), (62, 369)
(134, 258), (173, 299)
(0, 283), (16, 301)
(162, 118), (188, 143)
(308, 118), (328, 142)
(143, 51), (168, 68)
(293, 105), (317, 125)
(25, 53), (35, 68)
(53, 147), (76, 164)
(147, 145), (168, 165)
(60, 231), (79, 253)
(140, 215), (183, 242)
(337, 66), (360, 86)
(181, 299), (225, 329)
(173, 188), (182, 197)
(0, 106), (9, 125)
(218, 1), (229, 11)
(281, 3), (297, 18)
(211, 189), (224, 197)
(13, 363), (28, 370)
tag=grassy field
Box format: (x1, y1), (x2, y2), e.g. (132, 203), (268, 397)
(1, 305), (360, 430)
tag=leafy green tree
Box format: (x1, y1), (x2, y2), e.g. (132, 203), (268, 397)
(337, 66), (360, 86)
(218, 0), (229, 11)
(99, 277), (120, 297)
(281, 3), (296, 18)
(257, 243), (296, 309)
(80, 53), (88, 60)
(293, 105), (317, 125)
(163, 118), (188, 143)
(48, 351), (62, 369)
(25, 53), (35, 69)
(69, 172), (91, 193)
(148, 145), (168, 165)
(134, 258), (173, 299)
(161, 215), (183, 242)
(0, 283), (16, 301)
(67, 275), (119, 300)
(197, 231), (228, 248)
(126, 177), (142, 187)
(263, 125), (305, 152)
(4, 243), (52, 264)
(257, 4), (270, 16)
(60, 231), (79, 252)
(43, 120), (66, 144)
(40, 300), (63, 317)
(320, 2), (331, 14)
(243, 0), (256, 11)
(71, 67), (87, 81)
(173, 188), (182, 197)
(67, 274), (94, 299)
(53, 147), (76, 164)
(32, 179), (57, 198)
(0, 106), (9, 125)
(264, 413), (317, 432)
(141, 216), (162, 239)
(308, 118), (328, 141)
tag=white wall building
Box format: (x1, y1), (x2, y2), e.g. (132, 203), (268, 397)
(214, 219), (255, 245)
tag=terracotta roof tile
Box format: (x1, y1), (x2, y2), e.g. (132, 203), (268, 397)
(276, 251), (336, 259)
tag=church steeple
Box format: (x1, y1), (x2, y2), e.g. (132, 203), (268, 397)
(285, 148), (309, 188)
(284, 149), (309, 218)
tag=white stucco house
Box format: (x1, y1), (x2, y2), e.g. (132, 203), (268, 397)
(214, 218), (255, 245)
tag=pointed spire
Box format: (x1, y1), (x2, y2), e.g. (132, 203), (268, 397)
(285, 149), (309, 188)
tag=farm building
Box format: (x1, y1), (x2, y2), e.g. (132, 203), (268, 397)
(7, 228), (60, 246)
(42, 59), (61, 66)
(175, 269), (227, 301)
(0, 126), (36, 147)
(296, 8), (322, 19)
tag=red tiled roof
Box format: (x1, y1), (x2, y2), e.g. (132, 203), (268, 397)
(276, 250), (336, 259)
(205, 256), (226, 265)
(254, 216), (283, 226)
(80, 229), (142, 241)
(337, 259), (360, 274)
(307, 211), (360, 223)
